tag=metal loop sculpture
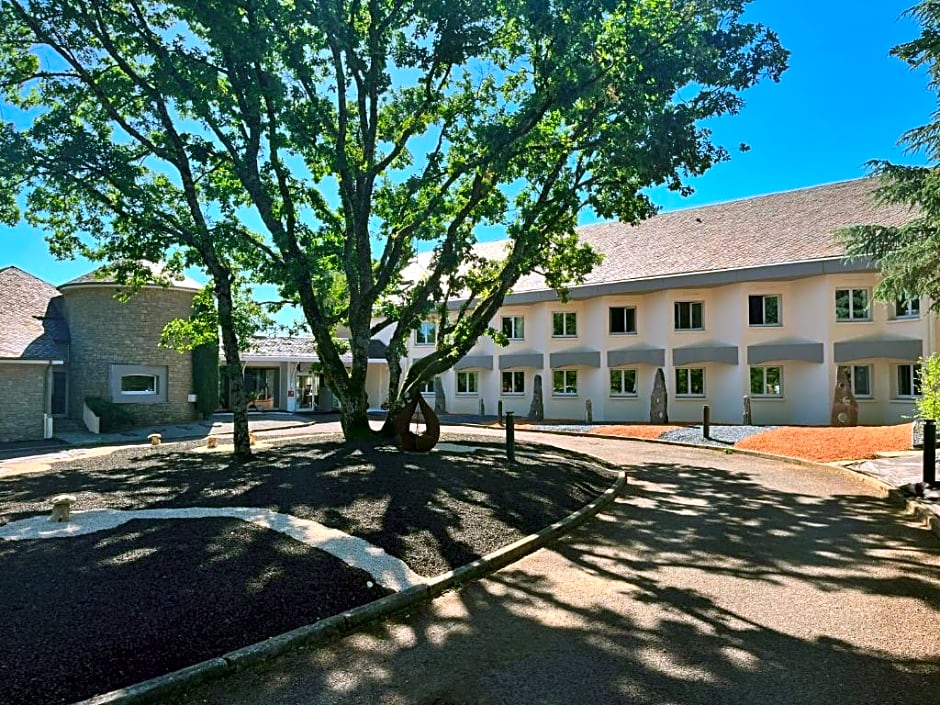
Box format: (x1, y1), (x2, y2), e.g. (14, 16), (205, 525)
(394, 391), (441, 452)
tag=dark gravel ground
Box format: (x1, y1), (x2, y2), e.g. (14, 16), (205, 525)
(0, 433), (614, 705)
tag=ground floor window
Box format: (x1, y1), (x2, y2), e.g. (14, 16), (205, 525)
(609, 368), (637, 396)
(838, 365), (872, 398)
(552, 370), (578, 396)
(418, 378), (436, 395)
(750, 366), (782, 397)
(244, 367), (279, 408)
(456, 371), (479, 395)
(896, 364), (922, 398)
(675, 367), (705, 397)
(109, 364), (168, 404)
(501, 371), (525, 395)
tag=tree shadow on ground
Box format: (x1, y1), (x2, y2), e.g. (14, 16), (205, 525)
(170, 458), (940, 705)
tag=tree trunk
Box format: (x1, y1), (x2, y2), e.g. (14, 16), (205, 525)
(215, 279), (252, 460)
(339, 383), (372, 439)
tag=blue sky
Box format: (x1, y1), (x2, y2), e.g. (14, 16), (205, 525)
(1, 0), (934, 286)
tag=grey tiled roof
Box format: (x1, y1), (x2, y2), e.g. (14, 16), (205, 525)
(59, 261), (202, 291)
(511, 178), (912, 293)
(243, 336), (388, 362)
(0, 266), (70, 360)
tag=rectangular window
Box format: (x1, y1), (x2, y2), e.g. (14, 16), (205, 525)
(835, 288), (870, 321)
(456, 371), (478, 395)
(675, 367), (705, 397)
(501, 316), (525, 340)
(750, 366), (783, 397)
(895, 297), (921, 319)
(552, 370), (578, 396)
(897, 364), (922, 398)
(418, 378), (436, 394)
(552, 311), (577, 337)
(748, 295), (781, 326)
(609, 369), (638, 396)
(609, 306), (637, 334)
(121, 374), (159, 395)
(415, 320), (436, 345)
(839, 365), (872, 398)
(674, 301), (704, 330)
(501, 371), (525, 395)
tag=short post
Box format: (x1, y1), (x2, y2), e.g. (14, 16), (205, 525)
(703, 405), (711, 439)
(506, 411), (515, 463)
(498, 400), (504, 426)
(585, 399), (593, 424)
(479, 398), (485, 418)
(924, 419), (936, 487)
(742, 395), (752, 425)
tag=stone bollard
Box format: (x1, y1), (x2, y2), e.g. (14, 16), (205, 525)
(742, 395), (752, 425)
(50, 494), (75, 523)
(148, 433), (162, 447)
(703, 405), (711, 439)
(498, 400), (504, 426)
(207, 436), (218, 449)
(585, 399), (593, 424)
(479, 398), (485, 418)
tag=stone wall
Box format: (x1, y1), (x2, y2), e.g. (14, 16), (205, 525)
(0, 365), (47, 442)
(62, 286), (198, 427)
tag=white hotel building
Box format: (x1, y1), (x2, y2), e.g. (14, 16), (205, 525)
(402, 179), (929, 426)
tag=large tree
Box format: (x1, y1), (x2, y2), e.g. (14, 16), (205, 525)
(0, 0), (787, 440)
(840, 1), (940, 306)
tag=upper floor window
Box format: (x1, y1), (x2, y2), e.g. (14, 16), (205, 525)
(749, 366), (782, 397)
(552, 311), (577, 337)
(552, 369), (578, 395)
(896, 364), (922, 398)
(609, 306), (637, 335)
(835, 288), (870, 321)
(456, 371), (478, 395)
(895, 297), (921, 319)
(502, 370), (525, 395)
(674, 301), (703, 331)
(415, 320), (436, 345)
(748, 295), (780, 326)
(609, 369), (638, 396)
(502, 315), (525, 340)
(675, 367), (705, 397)
(838, 364), (872, 398)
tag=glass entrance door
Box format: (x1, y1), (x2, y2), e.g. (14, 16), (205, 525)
(296, 373), (316, 411)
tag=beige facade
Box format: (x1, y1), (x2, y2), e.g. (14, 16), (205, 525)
(405, 269), (932, 427)
(0, 363), (50, 442)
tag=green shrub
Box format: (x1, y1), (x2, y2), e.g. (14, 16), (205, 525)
(916, 354), (940, 420)
(85, 396), (135, 432)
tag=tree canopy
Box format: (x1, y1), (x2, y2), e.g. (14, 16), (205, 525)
(0, 0), (788, 439)
(840, 1), (940, 308)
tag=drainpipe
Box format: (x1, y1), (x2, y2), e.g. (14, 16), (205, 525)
(43, 361), (53, 439)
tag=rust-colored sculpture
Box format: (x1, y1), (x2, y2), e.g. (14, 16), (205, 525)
(394, 392), (441, 452)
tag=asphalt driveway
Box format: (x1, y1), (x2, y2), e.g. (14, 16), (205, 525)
(171, 430), (940, 705)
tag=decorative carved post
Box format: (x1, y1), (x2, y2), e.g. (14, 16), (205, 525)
(434, 377), (447, 415)
(506, 411), (515, 463)
(742, 395), (752, 425)
(585, 399), (593, 424)
(831, 366), (858, 427)
(650, 368), (668, 423)
(528, 374), (544, 421)
(498, 400), (504, 426)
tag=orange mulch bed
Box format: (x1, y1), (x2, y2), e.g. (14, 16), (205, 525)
(588, 425), (680, 439)
(735, 423), (913, 462)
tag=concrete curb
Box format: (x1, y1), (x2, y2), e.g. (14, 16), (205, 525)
(70, 462), (625, 705)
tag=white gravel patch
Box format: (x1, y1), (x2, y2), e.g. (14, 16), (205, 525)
(0, 507), (426, 592)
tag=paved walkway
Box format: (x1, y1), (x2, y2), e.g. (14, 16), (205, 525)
(169, 429), (940, 705)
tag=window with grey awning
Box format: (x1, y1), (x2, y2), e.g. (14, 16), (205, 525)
(549, 350), (600, 368)
(672, 344), (738, 366)
(747, 341), (824, 364)
(833, 338), (922, 363)
(498, 352), (544, 369)
(606, 347), (666, 367)
(453, 355), (493, 370)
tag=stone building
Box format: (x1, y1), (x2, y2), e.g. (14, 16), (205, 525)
(0, 264), (200, 443)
